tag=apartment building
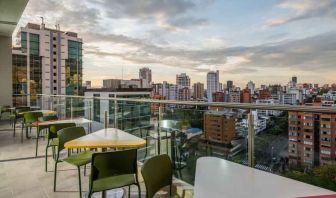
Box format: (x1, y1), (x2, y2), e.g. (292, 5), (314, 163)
(204, 110), (237, 144)
(288, 105), (336, 168)
(229, 91), (241, 103)
(13, 22), (82, 105)
(206, 70), (219, 102)
(212, 92), (225, 102)
(139, 67), (152, 88)
(241, 88), (252, 103)
(193, 82), (204, 100)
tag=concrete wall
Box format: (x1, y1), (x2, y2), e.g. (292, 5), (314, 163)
(0, 36), (12, 106)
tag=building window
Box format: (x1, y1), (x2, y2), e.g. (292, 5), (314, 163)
(53, 80), (57, 83)
(53, 51), (56, 55)
(53, 73), (56, 76)
(53, 44), (56, 48)
(53, 58), (56, 62)
(53, 37), (56, 41)
(53, 87), (57, 90)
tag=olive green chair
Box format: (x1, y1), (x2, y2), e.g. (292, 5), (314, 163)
(45, 122), (75, 172)
(13, 106), (30, 137)
(22, 111), (43, 145)
(0, 105), (11, 120)
(141, 154), (173, 198)
(88, 149), (141, 198)
(54, 126), (93, 198)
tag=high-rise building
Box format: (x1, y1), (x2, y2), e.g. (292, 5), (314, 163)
(103, 79), (121, 89)
(207, 70), (220, 102)
(139, 67), (152, 88)
(212, 92), (225, 102)
(85, 81), (91, 89)
(168, 84), (178, 100)
(12, 23), (83, 105)
(229, 91), (240, 103)
(178, 87), (191, 101)
(259, 89), (272, 100)
(288, 106), (336, 168)
(227, 80), (233, 91)
(292, 76), (297, 84)
(176, 73), (190, 88)
(247, 81), (255, 93)
(204, 110), (237, 144)
(151, 93), (165, 115)
(193, 82), (204, 100)
(241, 88), (252, 103)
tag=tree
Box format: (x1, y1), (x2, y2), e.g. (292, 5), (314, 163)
(314, 165), (336, 182)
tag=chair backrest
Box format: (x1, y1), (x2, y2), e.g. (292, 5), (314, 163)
(48, 122), (76, 140)
(141, 154), (173, 198)
(43, 115), (58, 121)
(90, 149), (138, 189)
(24, 111), (43, 124)
(15, 107), (31, 117)
(57, 126), (86, 151)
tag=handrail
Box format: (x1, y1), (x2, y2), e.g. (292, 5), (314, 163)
(37, 94), (336, 114)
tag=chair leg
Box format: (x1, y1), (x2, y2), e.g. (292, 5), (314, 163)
(45, 146), (48, 172)
(137, 184), (141, 198)
(170, 184), (172, 197)
(21, 125), (24, 143)
(84, 165), (86, 176)
(13, 119), (16, 136)
(54, 161), (58, 192)
(35, 131), (39, 157)
(77, 166), (82, 198)
(128, 185), (131, 198)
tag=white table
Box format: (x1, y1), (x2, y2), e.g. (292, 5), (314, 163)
(194, 157), (335, 198)
(37, 118), (93, 133)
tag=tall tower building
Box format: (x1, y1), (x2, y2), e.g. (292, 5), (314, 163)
(207, 70), (219, 102)
(227, 80), (233, 91)
(12, 23), (83, 105)
(139, 67), (152, 88)
(176, 73), (190, 88)
(193, 82), (204, 100)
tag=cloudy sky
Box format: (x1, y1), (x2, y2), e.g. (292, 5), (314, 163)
(17, 0), (336, 88)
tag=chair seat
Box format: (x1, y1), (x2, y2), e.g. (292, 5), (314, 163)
(50, 138), (59, 146)
(92, 174), (136, 192)
(63, 151), (94, 167)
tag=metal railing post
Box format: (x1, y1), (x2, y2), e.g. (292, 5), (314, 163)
(70, 97), (73, 119)
(248, 112), (255, 167)
(114, 97), (118, 129)
(104, 111), (108, 129)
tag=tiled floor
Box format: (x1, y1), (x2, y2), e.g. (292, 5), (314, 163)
(0, 120), (192, 198)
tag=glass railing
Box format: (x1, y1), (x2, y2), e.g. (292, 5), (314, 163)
(27, 94), (336, 190)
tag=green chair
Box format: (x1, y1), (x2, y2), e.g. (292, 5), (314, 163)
(0, 105), (11, 120)
(54, 126), (93, 198)
(22, 111), (43, 145)
(88, 149), (141, 198)
(141, 154), (173, 198)
(45, 122), (75, 172)
(13, 106), (30, 137)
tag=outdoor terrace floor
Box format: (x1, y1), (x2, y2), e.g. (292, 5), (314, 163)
(0, 120), (192, 198)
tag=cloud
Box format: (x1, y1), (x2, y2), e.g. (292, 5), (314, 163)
(85, 31), (336, 74)
(92, 0), (209, 30)
(267, 0), (336, 27)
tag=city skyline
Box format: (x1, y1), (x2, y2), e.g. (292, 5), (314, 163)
(16, 0), (336, 87)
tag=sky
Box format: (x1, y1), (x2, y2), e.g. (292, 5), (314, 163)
(16, 0), (336, 88)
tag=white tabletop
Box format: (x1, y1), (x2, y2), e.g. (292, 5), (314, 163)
(64, 128), (146, 149)
(38, 118), (92, 126)
(194, 157), (335, 198)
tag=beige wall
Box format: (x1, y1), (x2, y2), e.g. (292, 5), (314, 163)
(0, 36), (12, 106)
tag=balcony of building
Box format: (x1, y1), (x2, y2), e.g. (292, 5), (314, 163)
(1, 94), (336, 197)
